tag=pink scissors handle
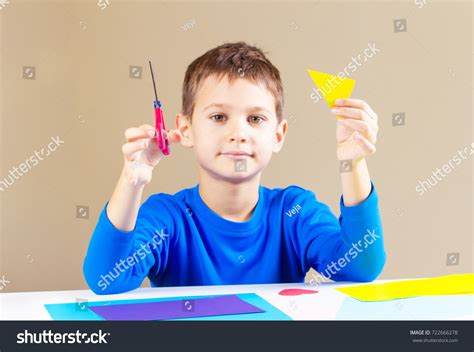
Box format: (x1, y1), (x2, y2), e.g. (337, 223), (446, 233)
(154, 100), (170, 155)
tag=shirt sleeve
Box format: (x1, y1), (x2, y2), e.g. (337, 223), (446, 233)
(288, 181), (386, 282)
(82, 195), (176, 295)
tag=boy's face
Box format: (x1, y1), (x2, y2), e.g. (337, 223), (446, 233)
(177, 74), (287, 183)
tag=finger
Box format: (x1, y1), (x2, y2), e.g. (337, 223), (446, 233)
(332, 107), (379, 132)
(122, 139), (149, 160)
(331, 107), (371, 122)
(138, 124), (155, 132)
(335, 98), (377, 121)
(338, 118), (377, 144)
(125, 125), (155, 142)
(353, 132), (376, 155)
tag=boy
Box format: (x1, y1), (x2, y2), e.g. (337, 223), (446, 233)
(83, 42), (385, 294)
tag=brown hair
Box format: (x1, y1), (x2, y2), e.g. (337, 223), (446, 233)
(181, 42), (284, 122)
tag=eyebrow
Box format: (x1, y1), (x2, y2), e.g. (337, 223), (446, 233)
(202, 103), (273, 116)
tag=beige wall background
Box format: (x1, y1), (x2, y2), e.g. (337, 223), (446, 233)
(0, 0), (472, 293)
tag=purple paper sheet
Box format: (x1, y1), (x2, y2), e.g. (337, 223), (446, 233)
(88, 295), (265, 321)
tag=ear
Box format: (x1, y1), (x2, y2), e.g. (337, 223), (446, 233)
(272, 119), (288, 153)
(176, 113), (194, 148)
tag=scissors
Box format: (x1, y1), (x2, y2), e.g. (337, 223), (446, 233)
(148, 60), (170, 155)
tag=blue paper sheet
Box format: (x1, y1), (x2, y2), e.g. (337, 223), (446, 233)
(45, 293), (291, 321)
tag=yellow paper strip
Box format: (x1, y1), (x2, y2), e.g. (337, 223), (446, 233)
(336, 274), (474, 302)
(307, 69), (356, 118)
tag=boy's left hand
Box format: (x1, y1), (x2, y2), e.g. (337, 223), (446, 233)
(331, 98), (379, 161)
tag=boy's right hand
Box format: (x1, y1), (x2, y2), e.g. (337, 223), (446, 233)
(122, 124), (182, 186)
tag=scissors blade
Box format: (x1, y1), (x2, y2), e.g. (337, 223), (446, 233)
(148, 60), (159, 102)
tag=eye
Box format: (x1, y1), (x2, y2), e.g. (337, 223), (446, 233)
(210, 114), (227, 122)
(248, 115), (265, 124)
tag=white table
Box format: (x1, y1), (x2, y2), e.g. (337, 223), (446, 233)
(1, 280), (473, 320)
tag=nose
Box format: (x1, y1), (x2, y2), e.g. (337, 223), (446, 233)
(229, 134), (248, 143)
(228, 119), (249, 143)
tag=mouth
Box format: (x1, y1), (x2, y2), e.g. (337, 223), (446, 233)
(220, 151), (253, 159)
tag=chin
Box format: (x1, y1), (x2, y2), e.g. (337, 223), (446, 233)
(211, 167), (258, 184)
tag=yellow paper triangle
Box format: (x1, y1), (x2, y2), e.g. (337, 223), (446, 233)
(307, 69), (356, 118)
(336, 273), (474, 302)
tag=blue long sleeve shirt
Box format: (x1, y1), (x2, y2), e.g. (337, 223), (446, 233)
(83, 182), (386, 294)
